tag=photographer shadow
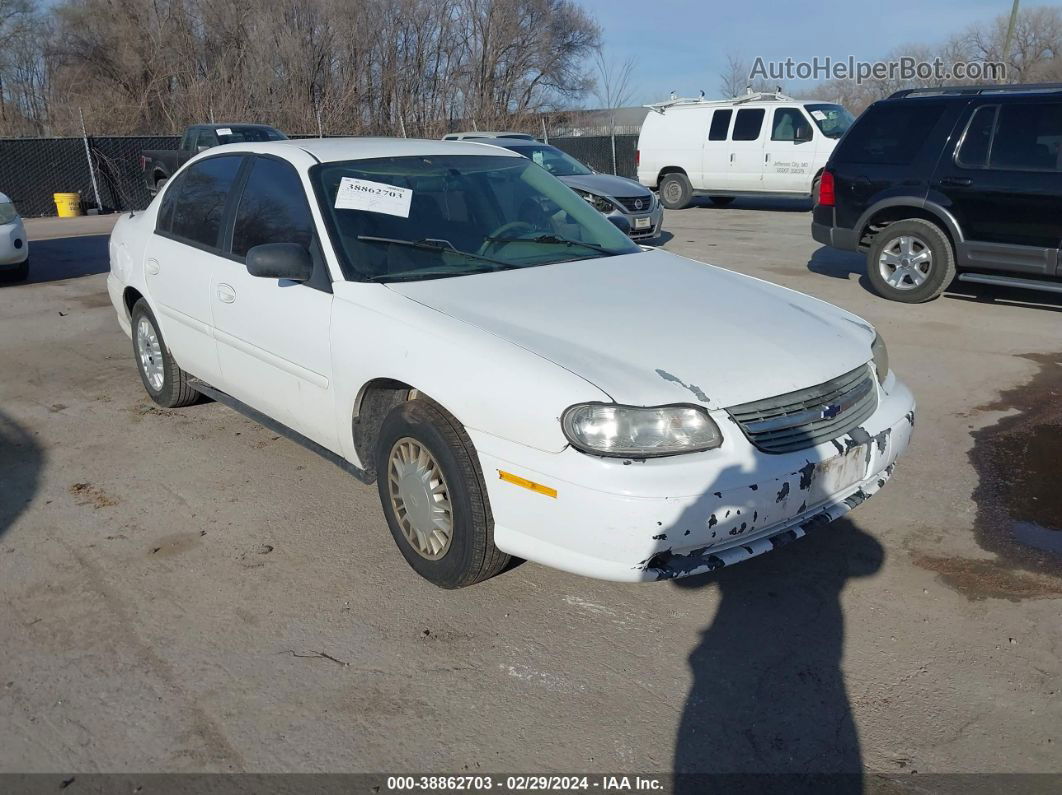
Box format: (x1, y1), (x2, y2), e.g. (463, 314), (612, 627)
(671, 516), (884, 793)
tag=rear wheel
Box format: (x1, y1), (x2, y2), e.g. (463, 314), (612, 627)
(130, 299), (201, 407)
(375, 398), (509, 588)
(866, 219), (955, 303)
(708, 196), (734, 207)
(658, 172), (692, 210)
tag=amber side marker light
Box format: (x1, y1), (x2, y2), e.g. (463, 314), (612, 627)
(498, 470), (558, 498)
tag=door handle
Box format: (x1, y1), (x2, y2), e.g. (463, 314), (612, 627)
(730, 153), (735, 163)
(146, 259), (160, 275)
(939, 176), (973, 187)
(217, 283), (236, 304)
(765, 153), (770, 163)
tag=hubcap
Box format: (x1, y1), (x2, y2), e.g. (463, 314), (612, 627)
(136, 316), (165, 391)
(387, 437), (453, 560)
(664, 181), (681, 203)
(878, 235), (932, 291)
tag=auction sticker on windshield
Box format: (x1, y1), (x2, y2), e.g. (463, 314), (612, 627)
(335, 176), (413, 218)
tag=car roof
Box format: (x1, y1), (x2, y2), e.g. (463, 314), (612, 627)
(207, 136), (523, 164)
(887, 83), (1062, 100)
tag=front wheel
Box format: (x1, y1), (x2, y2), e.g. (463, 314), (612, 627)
(375, 399), (509, 588)
(658, 173), (692, 210)
(130, 299), (201, 407)
(866, 219), (955, 303)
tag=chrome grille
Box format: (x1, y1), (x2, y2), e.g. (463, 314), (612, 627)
(727, 365), (878, 454)
(614, 195), (652, 213)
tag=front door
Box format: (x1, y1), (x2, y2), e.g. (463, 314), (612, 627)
(701, 108), (733, 190)
(762, 107), (817, 194)
(208, 155), (339, 451)
(937, 99), (1062, 276)
(144, 154), (245, 385)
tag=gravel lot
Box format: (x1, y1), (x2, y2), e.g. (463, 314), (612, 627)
(1, 202), (1059, 779)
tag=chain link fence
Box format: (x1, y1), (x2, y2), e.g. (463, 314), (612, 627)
(0, 133), (639, 217)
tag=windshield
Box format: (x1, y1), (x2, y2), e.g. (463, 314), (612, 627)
(502, 144), (593, 177)
(311, 154), (639, 282)
(804, 104), (855, 139)
(217, 126), (286, 143)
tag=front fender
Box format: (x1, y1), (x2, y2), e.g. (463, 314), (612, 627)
(329, 281), (609, 468)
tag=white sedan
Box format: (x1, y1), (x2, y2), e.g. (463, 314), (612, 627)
(107, 138), (915, 588)
(0, 192), (28, 282)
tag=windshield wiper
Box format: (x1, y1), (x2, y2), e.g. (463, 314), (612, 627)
(483, 234), (616, 256)
(357, 235), (511, 268)
(366, 264), (512, 282)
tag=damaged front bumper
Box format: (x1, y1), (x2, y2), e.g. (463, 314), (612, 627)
(472, 372), (915, 582)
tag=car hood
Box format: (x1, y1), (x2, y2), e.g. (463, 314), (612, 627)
(558, 173), (650, 198)
(388, 250), (875, 409)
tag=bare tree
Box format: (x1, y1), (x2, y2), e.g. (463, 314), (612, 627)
(593, 49), (635, 173)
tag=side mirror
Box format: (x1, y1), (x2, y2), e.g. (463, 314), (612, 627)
(196, 144), (211, 153)
(607, 215), (631, 235)
(246, 243), (313, 282)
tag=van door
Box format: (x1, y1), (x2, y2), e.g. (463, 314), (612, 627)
(726, 108), (767, 191)
(701, 108), (733, 190)
(936, 99), (1062, 276)
(762, 107), (817, 194)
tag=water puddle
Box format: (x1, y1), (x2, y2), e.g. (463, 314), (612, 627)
(967, 352), (1062, 579)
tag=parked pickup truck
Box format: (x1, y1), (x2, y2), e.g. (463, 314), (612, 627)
(140, 124), (286, 195)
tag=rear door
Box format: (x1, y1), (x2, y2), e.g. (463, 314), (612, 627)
(208, 155), (338, 450)
(725, 107), (767, 191)
(762, 106), (816, 193)
(934, 98), (1062, 276)
(145, 154), (245, 385)
(701, 108), (733, 189)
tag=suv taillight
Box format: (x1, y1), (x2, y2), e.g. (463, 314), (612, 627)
(819, 170), (835, 207)
(635, 149), (640, 167)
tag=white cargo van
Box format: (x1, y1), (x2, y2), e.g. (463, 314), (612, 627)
(636, 92), (854, 209)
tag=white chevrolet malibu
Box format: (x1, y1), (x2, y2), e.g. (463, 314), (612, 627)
(107, 139), (915, 588)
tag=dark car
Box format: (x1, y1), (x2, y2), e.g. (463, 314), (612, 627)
(140, 124), (286, 195)
(812, 84), (1062, 303)
(478, 139), (664, 241)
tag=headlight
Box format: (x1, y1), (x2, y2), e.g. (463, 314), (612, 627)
(562, 403), (723, 457)
(871, 333), (889, 384)
(572, 189), (615, 215)
(0, 202), (17, 225)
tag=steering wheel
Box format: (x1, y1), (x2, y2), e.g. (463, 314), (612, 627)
(479, 221), (535, 256)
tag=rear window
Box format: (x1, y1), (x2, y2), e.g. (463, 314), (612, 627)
(833, 102), (946, 165)
(990, 102), (1062, 171)
(708, 109), (732, 141)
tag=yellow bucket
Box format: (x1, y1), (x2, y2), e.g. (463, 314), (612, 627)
(54, 192), (82, 218)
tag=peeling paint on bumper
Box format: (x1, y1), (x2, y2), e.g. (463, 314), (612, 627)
(472, 374), (915, 583)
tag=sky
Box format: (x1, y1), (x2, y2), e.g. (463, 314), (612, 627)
(577, 0), (1020, 105)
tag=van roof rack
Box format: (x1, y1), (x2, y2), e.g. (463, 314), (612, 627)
(644, 90), (794, 115)
(889, 83), (1062, 99)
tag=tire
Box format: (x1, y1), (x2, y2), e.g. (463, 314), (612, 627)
(708, 196), (734, 207)
(129, 299), (201, 408)
(0, 259), (28, 283)
(375, 398), (509, 588)
(866, 219), (956, 304)
(658, 172), (693, 210)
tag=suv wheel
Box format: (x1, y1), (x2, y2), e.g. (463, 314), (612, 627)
(658, 173), (692, 210)
(867, 219), (956, 303)
(130, 299), (202, 407)
(375, 398), (510, 588)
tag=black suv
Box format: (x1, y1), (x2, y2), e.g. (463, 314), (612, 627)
(812, 84), (1062, 303)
